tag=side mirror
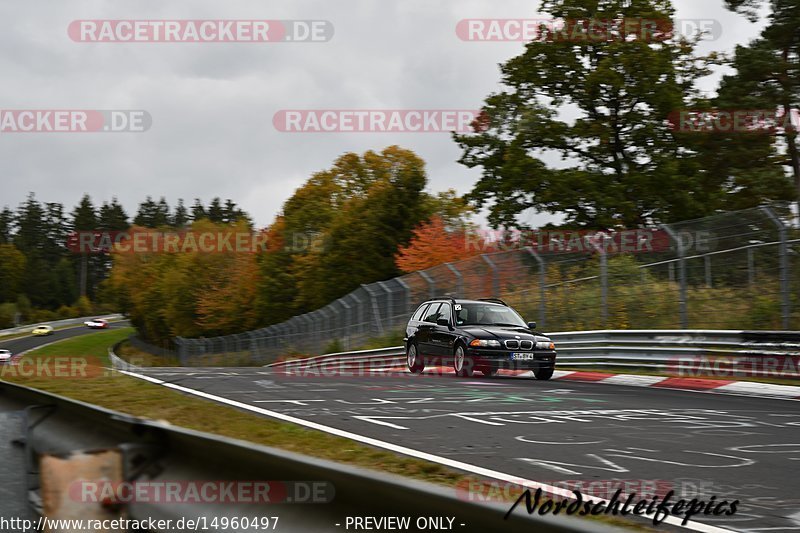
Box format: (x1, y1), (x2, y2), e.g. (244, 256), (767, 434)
(437, 318), (451, 327)
(528, 321), (537, 330)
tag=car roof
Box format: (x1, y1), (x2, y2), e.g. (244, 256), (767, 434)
(422, 299), (506, 306)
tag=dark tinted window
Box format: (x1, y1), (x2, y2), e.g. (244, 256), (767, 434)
(456, 303), (527, 327)
(411, 304), (429, 322)
(422, 303), (442, 323)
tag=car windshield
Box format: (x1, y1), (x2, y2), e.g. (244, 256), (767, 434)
(455, 303), (527, 327)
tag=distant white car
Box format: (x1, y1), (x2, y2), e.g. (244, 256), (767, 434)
(0, 349), (12, 363)
(84, 318), (109, 329)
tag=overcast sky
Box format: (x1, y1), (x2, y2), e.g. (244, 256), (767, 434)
(0, 0), (769, 229)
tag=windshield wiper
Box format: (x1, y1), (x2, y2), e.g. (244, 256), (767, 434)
(493, 323), (527, 328)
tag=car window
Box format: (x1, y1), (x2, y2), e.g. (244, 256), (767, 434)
(456, 303), (527, 327)
(438, 303), (452, 324)
(422, 303), (442, 323)
(412, 304), (429, 322)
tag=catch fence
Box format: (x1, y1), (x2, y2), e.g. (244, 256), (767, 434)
(174, 205), (799, 365)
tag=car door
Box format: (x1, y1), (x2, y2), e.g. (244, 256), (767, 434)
(431, 302), (456, 357)
(416, 303), (441, 357)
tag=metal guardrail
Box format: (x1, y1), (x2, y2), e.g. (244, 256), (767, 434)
(0, 379), (613, 533)
(268, 330), (800, 379)
(0, 313), (124, 338)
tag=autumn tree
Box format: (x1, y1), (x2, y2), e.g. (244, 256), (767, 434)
(395, 216), (481, 273)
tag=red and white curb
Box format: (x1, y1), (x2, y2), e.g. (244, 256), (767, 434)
(548, 370), (800, 400)
(315, 364), (800, 400)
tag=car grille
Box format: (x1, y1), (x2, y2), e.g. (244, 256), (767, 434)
(504, 339), (533, 350)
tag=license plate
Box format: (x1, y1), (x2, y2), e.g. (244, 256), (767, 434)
(511, 353), (535, 361)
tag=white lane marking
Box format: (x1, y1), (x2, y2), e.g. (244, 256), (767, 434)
(117, 369), (735, 533)
(715, 382), (800, 398)
(254, 399), (325, 406)
(515, 436), (603, 445)
(730, 444), (800, 454)
(351, 417), (408, 430)
(600, 374), (669, 387)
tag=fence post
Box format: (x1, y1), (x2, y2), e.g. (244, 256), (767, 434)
(761, 206), (790, 329)
(524, 247), (546, 329)
(418, 271), (436, 299)
(175, 336), (187, 366)
(300, 314), (314, 352)
(747, 248), (755, 285)
(249, 331), (259, 363)
(319, 309), (332, 351)
(588, 234), (608, 328)
(705, 255), (712, 288)
(338, 298), (352, 350)
(445, 263), (463, 297)
(349, 292), (364, 338)
(362, 284), (384, 337)
(377, 281), (394, 329)
(395, 278), (411, 315)
(662, 224), (688, 329)
(481, 254), (500, 297)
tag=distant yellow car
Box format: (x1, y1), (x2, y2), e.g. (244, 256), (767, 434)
(32, 325), (54, 336)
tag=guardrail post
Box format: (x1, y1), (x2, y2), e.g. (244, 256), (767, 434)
(762, 206), (790, 329)
(418, 271), (436, 299)
(445, 263), (463, 297)
(524, 247), (546, 329)
(481, 254), (500, 297)
(663, 224), (688, 329)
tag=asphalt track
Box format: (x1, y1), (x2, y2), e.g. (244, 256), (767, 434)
(0, 321), (129, 355)
(124, 366), (800, 533)
(5, 328), (799, 532)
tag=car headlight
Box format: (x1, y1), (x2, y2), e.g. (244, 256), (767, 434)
(537, 341), (556, 350)
(469, 339), (501, 348)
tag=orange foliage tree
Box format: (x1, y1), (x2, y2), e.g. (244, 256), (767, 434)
(395, 216), (481, 273)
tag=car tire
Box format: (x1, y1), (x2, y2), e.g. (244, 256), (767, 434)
(407, 343), (424, 374)
(480, 368), (499, 378)
(533, 367), (554, 381)
(453, 345), (473, 377)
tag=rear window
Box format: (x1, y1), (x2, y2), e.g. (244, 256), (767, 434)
(411, 304), (429, 322)
(422, 303), (442, 323)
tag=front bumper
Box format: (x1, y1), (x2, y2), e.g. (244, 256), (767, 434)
(466, 348), (557, 370)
